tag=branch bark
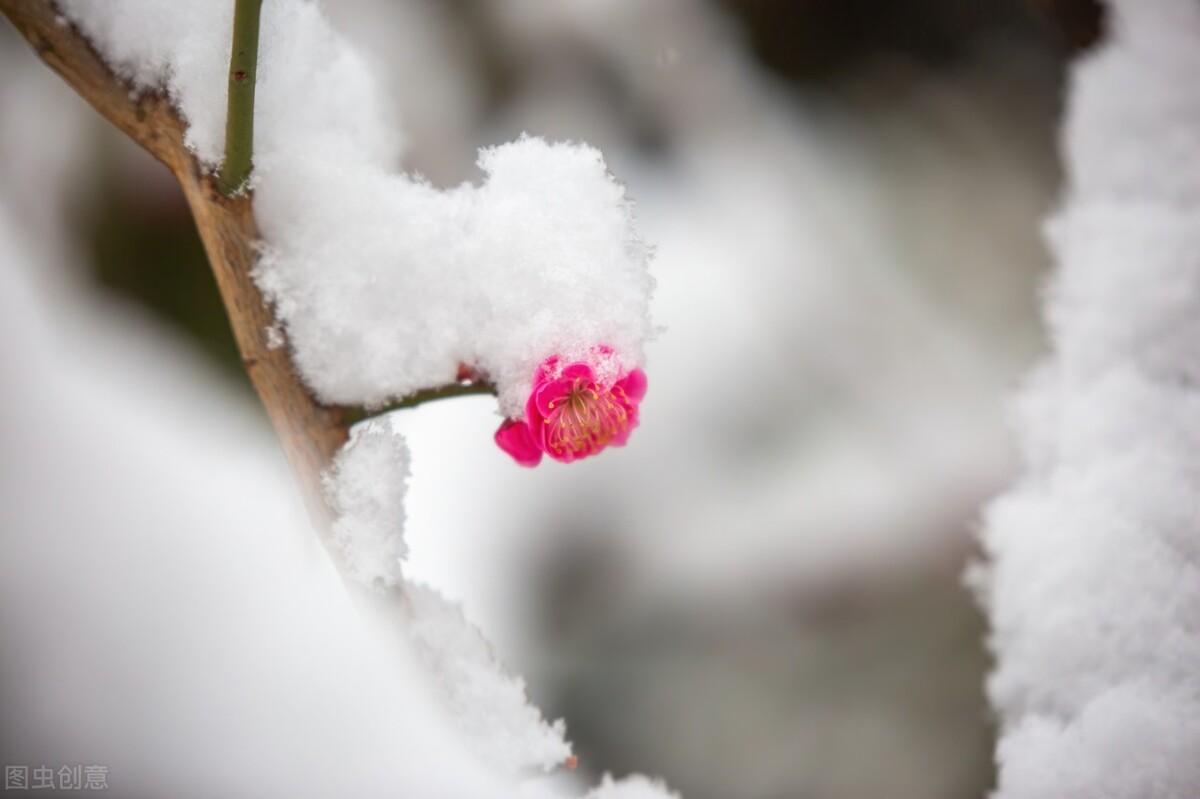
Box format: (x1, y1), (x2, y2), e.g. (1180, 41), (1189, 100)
(0, 0), (349, 531)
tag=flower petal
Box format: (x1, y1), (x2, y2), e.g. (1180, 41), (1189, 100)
(609, 408), (639, 447)
(494, 419), (543, 467)
(545, 447), (577, 464)
(533, 378), (573, 417)
(561, 362), (595, 381)
(525, 388), (549, 445)
(616, 368), (647, 404)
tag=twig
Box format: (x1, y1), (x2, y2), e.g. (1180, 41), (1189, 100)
(390, 381), (497, 410)
(218, 0), (263, 195)
(340, 382), (497, 426)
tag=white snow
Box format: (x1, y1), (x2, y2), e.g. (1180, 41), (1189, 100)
(322, 424), (574, 774)
(57, 0), (654, 416)
(975, 1), (1200, 796)
(324, 415), (411, 589)
(253, 135), (651, 414)
(406, 583), (573, 775)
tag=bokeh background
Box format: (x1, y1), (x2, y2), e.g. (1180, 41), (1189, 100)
(1, 2), (1101, 797)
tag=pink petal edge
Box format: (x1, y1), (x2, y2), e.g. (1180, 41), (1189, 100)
(617, 368), (648, 403)
(560, 362), (595, 381)
(494, 419), (542, 467)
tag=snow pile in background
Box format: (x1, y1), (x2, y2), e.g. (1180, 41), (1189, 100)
(58, 0), (654, 416)
(976, 1), (1200, 796)
(406, 583), (572, 774)
(324, 416), (410, 588)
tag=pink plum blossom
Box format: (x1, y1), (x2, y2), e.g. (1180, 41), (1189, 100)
(495, 352), (647, 467)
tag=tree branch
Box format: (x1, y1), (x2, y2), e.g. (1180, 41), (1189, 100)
(0, 0), (349, 534)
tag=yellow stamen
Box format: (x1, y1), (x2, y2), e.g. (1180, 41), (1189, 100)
(546, 380), (629, 456)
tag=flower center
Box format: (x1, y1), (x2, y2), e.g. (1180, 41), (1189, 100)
(546, 380), (629, 456)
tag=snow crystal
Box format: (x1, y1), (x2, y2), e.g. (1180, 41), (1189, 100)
(976, 1), (1200, 797)
(405, 582), (572, 775)
(323, 415), (409, 589)
(58, 0), (653, 417)
(264, 322), (285, 350)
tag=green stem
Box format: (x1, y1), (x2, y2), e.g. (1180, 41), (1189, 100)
(218, 0), (263, 195)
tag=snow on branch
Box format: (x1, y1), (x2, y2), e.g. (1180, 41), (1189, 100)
(323, 416), (410, 588)
(974, 1), (1200, 796)
(252, 134), (652, 418)
(58, 0), (655, 462)
(323, 419), (572, 774)
(316, 399), (681, 784)
(405, 583), (573, 775)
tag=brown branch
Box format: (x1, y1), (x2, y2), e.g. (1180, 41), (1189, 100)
(0, 0), (348, 531)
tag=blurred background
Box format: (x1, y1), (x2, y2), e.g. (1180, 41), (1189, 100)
(1, 1), (1100, 797)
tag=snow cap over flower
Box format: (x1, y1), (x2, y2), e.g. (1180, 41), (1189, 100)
(495, 347), (647, 467)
